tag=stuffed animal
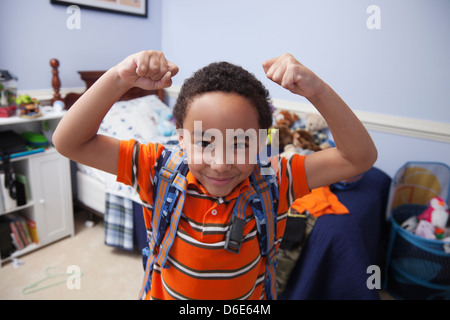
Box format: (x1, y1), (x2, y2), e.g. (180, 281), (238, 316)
(415, 220), (437, 240)
(292, 129), (321, 152)
(304, 112), (328, 146)
(274, 109), (301, 129)
(418, 197), (449, 229)
(279, 129), (321, 159)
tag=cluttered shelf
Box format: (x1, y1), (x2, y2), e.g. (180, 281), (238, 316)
(0, 106), (65, 126)
(0, 106), (62, 163)
(0, 105), (73, 268)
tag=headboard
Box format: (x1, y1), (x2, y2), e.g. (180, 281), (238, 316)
(50, 58), (165, 109)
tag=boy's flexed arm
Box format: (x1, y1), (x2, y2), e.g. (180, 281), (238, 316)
(263, 53), (377, 190)
(53, 51), (178, 175)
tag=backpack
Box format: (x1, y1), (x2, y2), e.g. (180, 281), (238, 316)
(139, 148), (279, 300)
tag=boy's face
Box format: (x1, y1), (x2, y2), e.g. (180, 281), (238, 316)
(177, 92), (264, 197)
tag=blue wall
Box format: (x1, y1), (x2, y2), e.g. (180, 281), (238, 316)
(0, 0), (162, 90)
(162, 0), (450, 123)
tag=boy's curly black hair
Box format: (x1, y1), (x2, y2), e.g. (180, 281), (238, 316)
(173, 62), (273, 130)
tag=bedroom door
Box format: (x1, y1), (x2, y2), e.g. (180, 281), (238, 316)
(29, 150), (74, 245)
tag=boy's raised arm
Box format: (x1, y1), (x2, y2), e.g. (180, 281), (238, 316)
(53, 51), (178, 175)
(263, 53), (377, 190)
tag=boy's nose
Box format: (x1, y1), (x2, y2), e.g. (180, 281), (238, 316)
(210, 156), (232, 173)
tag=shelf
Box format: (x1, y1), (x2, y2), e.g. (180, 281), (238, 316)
(0, 147), (59, 166)
(0, 243), (40, 267)
(9, 147), (58, 163)
(11, 242), (39, 257)
(0, 107), (65, 126)
(0, 201), (34, 216)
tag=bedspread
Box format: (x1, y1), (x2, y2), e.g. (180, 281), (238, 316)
(104, 193), (147, 251)
(279, 166), (391, 300)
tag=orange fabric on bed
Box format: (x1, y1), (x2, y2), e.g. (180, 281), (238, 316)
(291, 186), (349, 217)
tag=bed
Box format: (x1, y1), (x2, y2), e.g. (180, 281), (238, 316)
(50, 60), (392, 299)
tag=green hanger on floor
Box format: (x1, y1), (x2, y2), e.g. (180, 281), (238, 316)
(22, 266), (83, 295)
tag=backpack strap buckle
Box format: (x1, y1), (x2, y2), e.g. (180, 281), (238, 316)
(251, 178), (270, 195)
(159, 166), (179, 183)
(224, 215), (246, 254)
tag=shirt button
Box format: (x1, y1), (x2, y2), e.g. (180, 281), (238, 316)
(211, 209), (218, 215)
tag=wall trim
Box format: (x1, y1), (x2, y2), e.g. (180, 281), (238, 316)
(23, 86), (450, 143)
(18, 87), (85, 102)
(166, 85), (450, 143)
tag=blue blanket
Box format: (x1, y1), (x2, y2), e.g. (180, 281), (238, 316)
(279, 167), (391, 300)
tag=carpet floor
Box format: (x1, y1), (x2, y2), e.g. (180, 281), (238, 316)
(0, 210), (143, 300)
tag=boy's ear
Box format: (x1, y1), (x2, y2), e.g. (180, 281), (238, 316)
(176, 128), (186, 150)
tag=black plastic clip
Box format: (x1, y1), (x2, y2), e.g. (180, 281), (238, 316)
(224, 216), (245, 254)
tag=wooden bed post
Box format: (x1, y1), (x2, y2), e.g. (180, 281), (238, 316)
(50, 58), (62, 105)
(49, 58), (165, 109)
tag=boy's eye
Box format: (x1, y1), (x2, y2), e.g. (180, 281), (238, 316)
(195, 140), (212, 148)
(234, 142), (248, 150)
(233, 136), (250, 150)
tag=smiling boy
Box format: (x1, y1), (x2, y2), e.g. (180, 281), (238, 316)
(53, 50), (377, 300)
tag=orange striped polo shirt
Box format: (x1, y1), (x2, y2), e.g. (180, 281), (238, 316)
(117, 140), (310, 300)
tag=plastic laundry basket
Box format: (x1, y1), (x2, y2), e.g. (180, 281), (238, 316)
(384, 162), (450, 300)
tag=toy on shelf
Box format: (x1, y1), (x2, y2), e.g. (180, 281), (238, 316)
(15, 94), (41, 118)
(21, 132), (49, 149)
(0, 105), (16, 117)
(52, 100), (65, 112)
(0, 82), (17, 117)
(0, 70), (18, 109)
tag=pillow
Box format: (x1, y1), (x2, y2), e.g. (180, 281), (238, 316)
(99, 94), (175, 143)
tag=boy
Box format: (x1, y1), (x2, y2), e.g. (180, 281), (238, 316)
(53, 51), (377, 300)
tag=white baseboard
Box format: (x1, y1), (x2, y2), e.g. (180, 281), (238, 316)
(166, 85), (450, 143)
(22, 86), (449, 143)
(18, 87), (85, 102)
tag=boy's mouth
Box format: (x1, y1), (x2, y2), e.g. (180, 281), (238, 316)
(205, 175), (235, 186)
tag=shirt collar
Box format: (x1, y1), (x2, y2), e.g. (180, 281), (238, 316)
(186, 171), (251, 201)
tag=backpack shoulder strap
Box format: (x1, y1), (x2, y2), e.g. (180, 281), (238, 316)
(249, 160), (279, 300)
(250, 160), (279, 256)
(152, 149), (188, 267)
(139, 148), (188, 299)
